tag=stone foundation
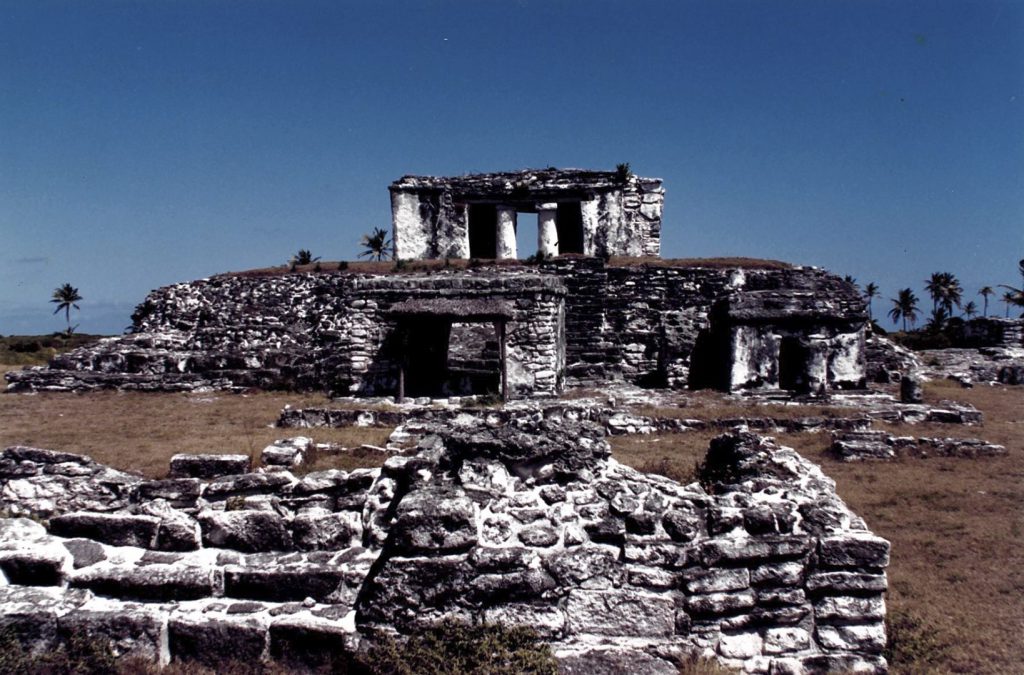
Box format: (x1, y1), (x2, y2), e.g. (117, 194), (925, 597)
(0, 422), (888, 673)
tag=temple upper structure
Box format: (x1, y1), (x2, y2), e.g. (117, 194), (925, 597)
(389, 168), (664, 260)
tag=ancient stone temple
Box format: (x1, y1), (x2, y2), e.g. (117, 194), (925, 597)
(390, 168), (664, 260)
(5, 169), (870, 399)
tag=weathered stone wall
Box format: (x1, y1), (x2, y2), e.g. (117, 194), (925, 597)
(5, 261), (867, 397)
(390, 169), (664, 260)
(0, 423), (889, 673)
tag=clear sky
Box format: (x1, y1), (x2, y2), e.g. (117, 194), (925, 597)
(2, 0), (1022, 334)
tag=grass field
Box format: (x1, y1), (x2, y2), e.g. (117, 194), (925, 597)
(1, 366), (1020, 673)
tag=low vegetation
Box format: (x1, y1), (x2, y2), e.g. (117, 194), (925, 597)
(0, 333), (105, 366)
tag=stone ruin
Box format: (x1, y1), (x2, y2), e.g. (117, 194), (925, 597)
(6, 169), (873, 400)
(0, 419), (891, 674)
(390, 169), (664, 260)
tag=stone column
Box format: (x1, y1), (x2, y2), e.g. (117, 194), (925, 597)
(537, 202), (559, 258)
(496, 206), (517, 259)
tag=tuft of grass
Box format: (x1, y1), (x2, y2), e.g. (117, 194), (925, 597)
(363, 619), (557, 675)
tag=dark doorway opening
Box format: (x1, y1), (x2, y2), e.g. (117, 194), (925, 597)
(445, 322), (501, 395)
(401, 319), (452, 398)
(778, 337), (810, 393)
(468, 204), (497, 258)
(556, 202), (584, 254)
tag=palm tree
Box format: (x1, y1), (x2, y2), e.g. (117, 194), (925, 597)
(51, 283), (82, 335)
(925, 307), (948, 333)
(889, 288), (920, 332)
(863, 282), (879, 321)
(978, 286), (994, 317)
(962, 300), (978, 319)
(997, 258), (1024, 318)
(925, 271), (963, 316)
(292, 249), (320, 266)
(359, 228), (393, 261)
(1003, 291), (1015, 317)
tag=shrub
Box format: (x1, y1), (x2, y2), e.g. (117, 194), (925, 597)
(360, 620), (558, 675)
(0, 627), (117, 675)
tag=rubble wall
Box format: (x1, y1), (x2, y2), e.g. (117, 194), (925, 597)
(5, 262), (867, 396)
(0, 424), (889, 674)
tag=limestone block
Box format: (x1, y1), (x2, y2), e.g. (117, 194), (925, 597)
(131, 478), (202, 508)
(199, 511), (293, 553)
(544, 545), (622, 589)
(49, 512), (160, 549)
(813, 594), (885, 621)
(818, 533), (890, 569)
(70, 563), (216, 601)
(718, 631), (763, 659)
(169, 613), (267, 668)
(268, 614), (360, 671)
(390, 487), (477, 555)
(223, 566), (349, 603)
(483, 603), (565, 639)
(0, 541), (72, 586)
(204, 471), (295, 500)
(685, 568), (750, 594)
(58, 601), (169, 663)
(564, 589), (675, 637)
(291, 511), (361, 551)
(169, 454), (251, 479)
(686, 590), (756, 616)
(763, 626), (810, 654)
(815, 623), (886, 652)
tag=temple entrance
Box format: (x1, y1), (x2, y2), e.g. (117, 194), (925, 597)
(390, 299), (511, 401)
(778, 337), (810, 393)
(468, 204), (498, 258)
(556, 202), (584, 254)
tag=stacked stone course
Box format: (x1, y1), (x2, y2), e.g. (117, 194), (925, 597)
(0, 421), (888, 673)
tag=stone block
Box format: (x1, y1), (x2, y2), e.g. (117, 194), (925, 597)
(291, 511), (360, 551)
(169, 614), (268, 667)
(718, 631), (763, 659)
(750, 561), (804, 587)
(49, 512), (160, 549)
(168, 454), (251, 479)
(390, 487), (477, 555)
(58, 604), (169, 663)
(686, 590), (756, 616)
(685, 568), (750, 594)
(806, 570), (887, 594)
(0, 543), (71, 586)
(70, 564), (215, 601)
(565, 589), (675, 637)
(818, 533), (890, 569)
(199, 511), (292, 553)
(814, 594), (885, 622)
(483, 603), (565, 640)
(131, 478), (202, 508)
(224, 566), (347, 602)
(815, 623), (886, 653)
(544, 546), (621, 589)
(763, 626), (810, 654)
(269, 613), (359, 669)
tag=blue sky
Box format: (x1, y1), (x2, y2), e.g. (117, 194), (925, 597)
(2, 0), (1022, 334)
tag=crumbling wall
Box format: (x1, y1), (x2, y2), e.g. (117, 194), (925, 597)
(390, 169), (664, 260)
(0, 423), (889, 673)
(5, 262), (867, 397)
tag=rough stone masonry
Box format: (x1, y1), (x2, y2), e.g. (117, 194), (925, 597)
(0, 420), (889, 674)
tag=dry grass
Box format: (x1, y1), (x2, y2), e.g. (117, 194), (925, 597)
(2, 368), (1022, 672)
(610, 382), (1024, 674)
(0, 386), (391, 478)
